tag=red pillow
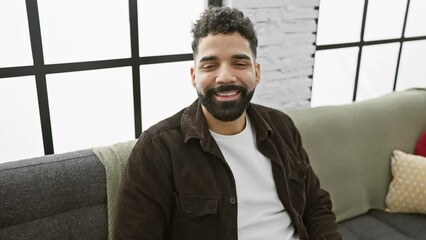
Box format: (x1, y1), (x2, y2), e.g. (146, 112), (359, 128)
(415, 130), (426, 157)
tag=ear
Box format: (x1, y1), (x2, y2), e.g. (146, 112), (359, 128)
(255, 63), (261, 85)
(190, 66), (196, 87)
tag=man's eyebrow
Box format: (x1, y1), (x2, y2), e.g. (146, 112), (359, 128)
(198, 54), (252, 63)
(199, 56), (217, 63)
(232, 54), (251, 60)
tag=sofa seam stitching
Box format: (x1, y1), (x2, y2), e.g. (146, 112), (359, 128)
(0, 202), (106, 229)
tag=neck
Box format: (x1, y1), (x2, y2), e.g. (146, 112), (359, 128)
(202, 106), (246, 135)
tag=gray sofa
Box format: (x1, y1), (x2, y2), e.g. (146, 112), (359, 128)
(1, 88), (426, 239)
(288, 88), (426, 239)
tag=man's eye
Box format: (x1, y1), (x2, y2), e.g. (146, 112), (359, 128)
(202, 64), (215, 69)
(235, 62), (248, 67)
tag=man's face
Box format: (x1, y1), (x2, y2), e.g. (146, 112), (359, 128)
(190, 32), (260, 122)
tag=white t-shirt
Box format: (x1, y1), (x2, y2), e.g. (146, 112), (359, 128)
(210, 116), (298, 240)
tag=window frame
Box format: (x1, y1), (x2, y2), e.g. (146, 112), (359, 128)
(0, 0), (220, 155)
(314, 0), (426, 103)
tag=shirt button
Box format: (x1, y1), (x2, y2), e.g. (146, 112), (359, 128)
(229, 197), (236, 205)
(186, 207), (193, 214)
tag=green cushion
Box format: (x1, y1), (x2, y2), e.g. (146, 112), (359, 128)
(288, 89), (426, 222)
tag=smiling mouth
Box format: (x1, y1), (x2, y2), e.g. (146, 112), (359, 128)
(215, 90), (240, 101)
(216, 90), (239, 97)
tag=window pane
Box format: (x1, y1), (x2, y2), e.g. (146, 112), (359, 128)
(364, 0), (407, 41)
(0, 76), (44, 163)
(38, 0), (131, 64)
(396, 41), (426, 91)
(316, 0), (365, 45)
(311, 47), (359, 107)
(0, 0), (33, 68)
(405, 0), (426, 37)
(356, 43), (400, 101)
(47, 67), (134, 153)
(141, 61), (197, 130)
(138, 0), (204, 56)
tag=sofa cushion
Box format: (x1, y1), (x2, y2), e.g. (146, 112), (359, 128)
(0, 205), (107, 240)
(385, 150), (426, 214)
(0, 149), (108, 239)
(339, 210), (426, 240)
(288, 89), (426, 222)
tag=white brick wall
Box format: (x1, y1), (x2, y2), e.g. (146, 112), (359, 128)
(224, 0), (319, 111)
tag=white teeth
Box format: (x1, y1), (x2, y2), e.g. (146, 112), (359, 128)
(217, 91), (238, 97)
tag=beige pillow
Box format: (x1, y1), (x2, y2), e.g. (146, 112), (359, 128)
(385, 150), (426, 214)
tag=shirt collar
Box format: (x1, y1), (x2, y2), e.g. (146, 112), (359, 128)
(181, 100), (273, 149)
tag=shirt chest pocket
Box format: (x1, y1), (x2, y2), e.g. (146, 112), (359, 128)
(175, 194), (219, 217)
(171, 194), (219, 239)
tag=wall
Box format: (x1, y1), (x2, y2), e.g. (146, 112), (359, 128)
(223, 0), (319, 111)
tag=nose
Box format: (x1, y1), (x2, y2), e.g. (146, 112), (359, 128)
(215, 65), (237, 84)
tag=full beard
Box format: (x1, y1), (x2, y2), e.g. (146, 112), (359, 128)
(197, 84), (255, 122)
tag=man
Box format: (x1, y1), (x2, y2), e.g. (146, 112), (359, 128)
(116, 6), (341, 240)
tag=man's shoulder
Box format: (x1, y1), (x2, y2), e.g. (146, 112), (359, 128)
(249, 103), (298, 138)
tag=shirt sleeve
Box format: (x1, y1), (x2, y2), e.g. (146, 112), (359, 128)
(115, 131), (174, 240)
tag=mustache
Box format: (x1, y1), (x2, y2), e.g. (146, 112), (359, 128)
(206, 84), (247, 95)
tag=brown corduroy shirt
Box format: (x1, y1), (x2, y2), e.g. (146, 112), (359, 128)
(116, 100), (341, 240)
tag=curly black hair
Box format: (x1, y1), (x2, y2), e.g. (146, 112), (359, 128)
(191, 6), (258, 59)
